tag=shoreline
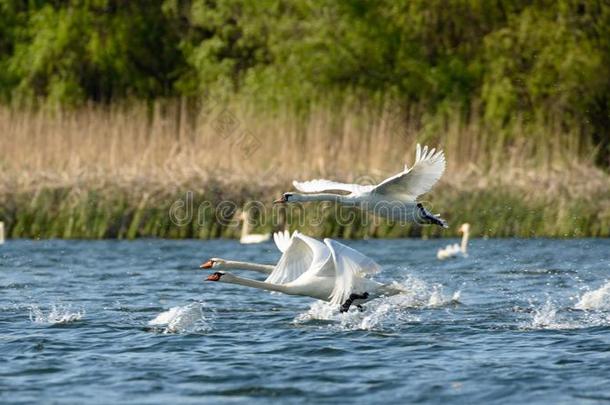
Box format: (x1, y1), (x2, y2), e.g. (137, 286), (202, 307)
(1, 175), (608, 239)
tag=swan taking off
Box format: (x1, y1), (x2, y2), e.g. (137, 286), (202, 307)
(238, 210), (270, 244)
(274, 144), (447, 227)
(202, 231), (402, 312)
(437, 223), (470, 260)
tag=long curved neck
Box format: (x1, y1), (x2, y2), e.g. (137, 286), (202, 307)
(294, 193), (344, 203)
(221, 274), (291, 294)
(241, 217), (250, 238)
(223, 260), (274, 274)
(460, 229), (470, 253)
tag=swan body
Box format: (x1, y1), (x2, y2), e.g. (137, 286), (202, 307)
(202, 231), (401, 311)
(238, 210), (270, 244)
(437, 223), (470, 260)
(275, 144), (447, 227)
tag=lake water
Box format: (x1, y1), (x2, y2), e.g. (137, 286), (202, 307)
(1, 238), (609, 404)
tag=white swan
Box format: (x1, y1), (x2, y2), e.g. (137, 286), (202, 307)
(201, 258), (274, 274)
(437, 223), (470, 260)
(274, 144), (447, 227)
(238, 210), (270, 244)
(200, 230), (293, 274)
(202, 231), (402, 312)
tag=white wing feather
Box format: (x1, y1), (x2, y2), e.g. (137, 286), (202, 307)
(292, 179), (372, 195)
(372, 144), (445, 200)
(272, 230), (293, 253)
(265, 232), (329, 285)
(325, 238), (381, 305)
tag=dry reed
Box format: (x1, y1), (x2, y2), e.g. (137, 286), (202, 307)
(0, 98), (608, 239)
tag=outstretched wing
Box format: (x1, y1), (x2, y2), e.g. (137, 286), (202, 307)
(273, 230), (293, 253)
(292, 179), (372, 195)
(371, 144), (445, 200)
(265, 232), (329, 285)
(324, 238), (381, 305)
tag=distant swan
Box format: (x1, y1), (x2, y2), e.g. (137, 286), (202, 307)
(437, 223), (470, 260)
(274, 144), (447, 227)
(238, 210), (270, 244)
(202, 231), (402, 312)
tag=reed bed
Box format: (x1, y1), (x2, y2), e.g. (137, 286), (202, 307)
(0, 99), (608, 239)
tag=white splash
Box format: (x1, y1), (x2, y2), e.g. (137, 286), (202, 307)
(530, 300), (561, 329)
(575, 281), (610, 311)
(293, 275), (459, 331)
(525, 299), (578, 330)
(29, 304), (85, 324)
(148, 302), (211, 334)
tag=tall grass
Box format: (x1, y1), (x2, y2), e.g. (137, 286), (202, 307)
(0, 98), (608, 239)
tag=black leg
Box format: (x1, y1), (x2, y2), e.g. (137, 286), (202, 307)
(417, 203), (447, 228)
(340, 292), (369, 313)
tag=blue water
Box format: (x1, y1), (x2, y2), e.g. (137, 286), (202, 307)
(1, 238), (609, 404)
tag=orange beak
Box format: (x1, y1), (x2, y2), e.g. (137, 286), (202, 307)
(207, 273), (222, 281)
(273, 196), (286, 204)
(200, 260), (214, 269)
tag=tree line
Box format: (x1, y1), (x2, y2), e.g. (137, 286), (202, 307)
(0, 0), (608, 164)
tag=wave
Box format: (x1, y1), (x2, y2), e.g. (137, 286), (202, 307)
(293, 275), (460, 331)
(523, 296), (610, 331)
(148, 302), (212, 334)
(29, 304), (85, 325)
(525, 299), (576, 330)
(575, 281), (610, 311)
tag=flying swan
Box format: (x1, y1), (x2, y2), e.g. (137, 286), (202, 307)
(200, 230), (294, 275)
(274, 144), (448, 227)
(437, 223), (470, 260)
(201, 231), (402, 312)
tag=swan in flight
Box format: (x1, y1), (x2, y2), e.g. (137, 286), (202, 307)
(274, 144), (447, 227)
(437, 223), (470, 260)
(199, 230), (294, 275)
(202, 231), (402, 312)
(238, 210), (270, 244)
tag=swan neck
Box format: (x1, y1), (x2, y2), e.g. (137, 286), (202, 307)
(461, 229), (469, 253)
(221, 274), (289, 294)
(296, 193), (343, 203)
(225, 260), (274, 274)
(241, 215), (250, 238)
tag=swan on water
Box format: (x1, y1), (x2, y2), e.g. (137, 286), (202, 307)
(201, 231), (402, 312)
(274, 144), (448, 227)
(238, 210), (270, 244)
(437, 223), (470, 260)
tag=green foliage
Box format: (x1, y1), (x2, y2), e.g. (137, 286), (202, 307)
(1, 181), (607, 239)
(3, 0), (183, 105)
(0, 0), (608, 162)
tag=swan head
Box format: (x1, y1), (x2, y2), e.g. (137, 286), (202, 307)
(200, 258), (226, 269)
(273, 193), (294, 204)
(459, 223), (470, 233)
(206, 271), (225, 281)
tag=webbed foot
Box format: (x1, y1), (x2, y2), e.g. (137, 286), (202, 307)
(340, 292), (370, 313)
